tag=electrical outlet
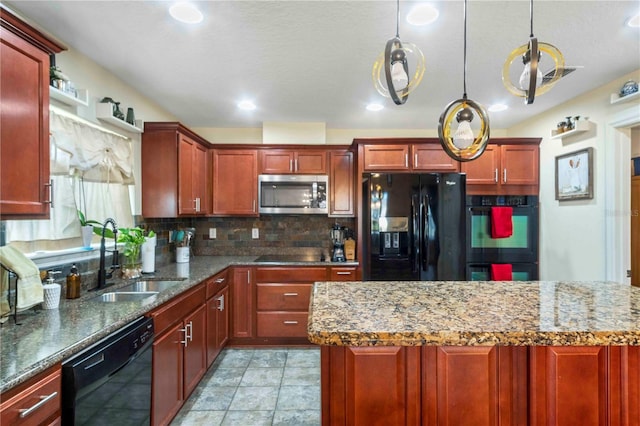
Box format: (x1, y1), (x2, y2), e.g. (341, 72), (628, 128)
(209, 228), (217, 239)
(252, 228), (259, 239)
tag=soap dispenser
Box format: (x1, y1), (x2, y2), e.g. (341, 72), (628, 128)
(42, 270), (61, 309)
(66, 264), (81, 299)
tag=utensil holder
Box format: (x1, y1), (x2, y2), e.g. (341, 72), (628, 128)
(176, 246), (190, 263)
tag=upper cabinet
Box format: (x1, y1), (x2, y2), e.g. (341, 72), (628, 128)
(212, 149), (258, 216)
(142, 122), (211, 217)
(359, 140), (460, 173)
(0, 7), (64, 219)
(329, 150), (354, 217)
(461, 139), (540, 195)
(259, 149), (327, 174)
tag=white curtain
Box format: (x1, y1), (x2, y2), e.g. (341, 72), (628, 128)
(5, 110), (135, 252)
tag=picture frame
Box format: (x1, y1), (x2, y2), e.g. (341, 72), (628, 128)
(555, 147), (594, 201)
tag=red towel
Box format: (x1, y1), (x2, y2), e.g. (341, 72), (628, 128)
(491, 207), (513, 238)
(490, 264), (513, 280)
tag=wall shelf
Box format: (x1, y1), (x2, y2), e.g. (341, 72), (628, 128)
(50, 86), (89, 107)
(610, 91), (639, 105)
(550, 120), (590, 140)
(95, 102), (143, 133)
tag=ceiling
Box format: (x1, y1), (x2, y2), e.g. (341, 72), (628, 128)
(6, 1), (640, 131)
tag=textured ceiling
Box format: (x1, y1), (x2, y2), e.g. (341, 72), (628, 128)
(6, 1), (640, 130)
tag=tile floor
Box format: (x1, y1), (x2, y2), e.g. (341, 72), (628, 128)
(170, 348), (321, 426)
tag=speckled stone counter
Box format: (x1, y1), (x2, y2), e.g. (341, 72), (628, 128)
(307, 280), (640, 346)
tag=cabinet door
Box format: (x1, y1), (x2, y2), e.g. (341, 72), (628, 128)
(259, 150), (294, 173)
(0, 28), (51, 218)
(152, 322), (184, 426)
(183, 304), (207, 398)
(501, 144), (538, 186)
(231, 267), (254, 338)
(295, 151), (327, 173)
(329, 267), (359, 281)
(212, 149), (258, 216)
(412, 144), (460, 172)
(363, 144), (410, 171)
(178, 135), (195, 215)
(329, 151), (354, 217)
(193, 143), (208, 214)
(0, 367), (61, 426)
(461, 145), (499, 186)
(215, 286), (230, 351)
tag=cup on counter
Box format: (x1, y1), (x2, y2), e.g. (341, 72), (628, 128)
(176, 246), (190, 263)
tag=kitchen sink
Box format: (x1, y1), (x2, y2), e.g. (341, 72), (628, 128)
(98, 291), (158, 302)
(116, 280), (184, 293)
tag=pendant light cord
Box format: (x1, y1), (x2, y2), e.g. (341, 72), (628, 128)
(462, 0), (467, 98)
(529, 0), (534, 37)
(395, 0), (400, 37)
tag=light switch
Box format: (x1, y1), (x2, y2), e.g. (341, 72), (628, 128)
(209, 228), (216, 239)
(252, 228), (259, 239)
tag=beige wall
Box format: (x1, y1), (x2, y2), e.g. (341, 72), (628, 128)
(509, 69), (640, 281)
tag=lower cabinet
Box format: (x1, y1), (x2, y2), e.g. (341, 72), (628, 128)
(150, 283), (207, 426)
(206, 271), (230, 366)
(321, 345), (640, 426)
(0, 365), (61, 426)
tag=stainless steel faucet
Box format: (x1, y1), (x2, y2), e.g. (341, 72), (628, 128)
(97, 218), (119, 289)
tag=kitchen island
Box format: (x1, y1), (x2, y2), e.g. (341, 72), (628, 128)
(307, 280), (640, 425)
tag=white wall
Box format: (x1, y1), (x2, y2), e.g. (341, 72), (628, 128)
(509, 69), (640, 281)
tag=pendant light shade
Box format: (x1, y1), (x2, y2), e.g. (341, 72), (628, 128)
(372, 0), (425, 105)
(502, 0), (564, 104)
(438, 0), (489, 162)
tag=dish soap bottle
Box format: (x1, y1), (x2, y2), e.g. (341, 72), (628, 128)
(66, 263), (81, 299)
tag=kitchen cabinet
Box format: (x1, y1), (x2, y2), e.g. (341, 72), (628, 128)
(150, 283), (206, 426)
(329, 266), (359, 281)
(461, 140), (540, 195)
(142, 122), (211, 218)
(0, 8), (63, 219)
(329, 150), (355, 217)
(206, 269), (229, 366)
(632, 176), (640, 287)
(259, 149), (327, 174)
(360, 141), (460, 173)
(212, 149), (258, 216)
(255, 267), (326, 340)
(0, 364), (61, 426)
(231, 266), (255, 339)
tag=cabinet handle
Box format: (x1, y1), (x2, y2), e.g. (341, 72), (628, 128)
(283, 292), (298, 297)
(405, 154), (408, 168)
(494, 168), (498, 183)
(414, 153), (418, 168)
(336, 271), (352, 275)
(44, 179), (54, 208)
(289, 159), (293, 172)
(217, 294), (225, 311)
(247, 270), (250, 283)
(180, 326), (189, 346)
(18, 392), (58, 418)
(252, 200), (256, 212)
(187, 321), (193, 342)
(194, 197), (201, 212)
(503, 168), (507, 183)
(215, 278), (225, 283)
(294, 159), (298, 171)
(283, 320), (299, 325)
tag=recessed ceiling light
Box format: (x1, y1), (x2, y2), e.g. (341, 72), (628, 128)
(366, 103), (384, 112)
(627, 13), (640, 28)
(169, 2), (203, 24)
(407, 4), (439, 26)
(488, 103), (509, 112)
(238, 100), (256, 111)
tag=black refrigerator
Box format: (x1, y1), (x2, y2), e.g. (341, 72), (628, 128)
(362, 173), (466, 281)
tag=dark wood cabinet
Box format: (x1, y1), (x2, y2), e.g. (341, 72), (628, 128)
(329, 150), (355, 217)
(212, 149), (258, 216)
(329, 266), (359, 281)
(412, 144), (460, 172)
(142, 122), (211, 217)
(360, 141), (460, 173)
(362, 144), (411, 171)
(231, 266), (255, 339)
(206, 270), (229, 366)
(461, 140), (540, 195)
(0, 8), (63, 219)
(149, 283), (206, 426)
(259, 149), (327, 174)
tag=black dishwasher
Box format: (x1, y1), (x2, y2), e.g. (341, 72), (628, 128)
(61, 316), (154, 425)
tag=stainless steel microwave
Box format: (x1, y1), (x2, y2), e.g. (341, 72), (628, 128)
(258, 175), (328, 214)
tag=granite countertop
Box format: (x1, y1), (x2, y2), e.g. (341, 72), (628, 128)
(0, 255), (355, 392)
(307, 280), (640, 347)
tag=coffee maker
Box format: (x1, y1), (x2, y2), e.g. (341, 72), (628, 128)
(330, 224), (346, 262)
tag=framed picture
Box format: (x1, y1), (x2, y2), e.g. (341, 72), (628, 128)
(555, 147), (594, 201)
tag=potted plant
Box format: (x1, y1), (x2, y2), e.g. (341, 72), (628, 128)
(77, 210), (101, 248)
(118, 227), (155, 279)
(50, 65), (69, 90)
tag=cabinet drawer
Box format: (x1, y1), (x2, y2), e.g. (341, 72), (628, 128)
(1, 368), (61, 426)
(329, 267), (358, 281)
(257, 284), (311, 310)
(257, 312), (309, 337)
(256, 267), (327, 283)
(150, 283), (206, 334)
(206, 270), (228, 299)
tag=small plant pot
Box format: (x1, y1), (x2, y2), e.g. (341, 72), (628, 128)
(122, 262), (142, 280)
(81, 225), (94, 248)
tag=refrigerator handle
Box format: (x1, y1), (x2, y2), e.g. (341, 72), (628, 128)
(411, 194), (419, 273)
(422, 194), (429, 271)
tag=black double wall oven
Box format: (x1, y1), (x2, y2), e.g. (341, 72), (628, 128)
(465, 195), (539, 281)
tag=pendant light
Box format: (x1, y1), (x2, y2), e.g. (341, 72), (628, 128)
(372, 0), (425, 105)
(438, 0), (489, 162)
(502, 0), (564, 104)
